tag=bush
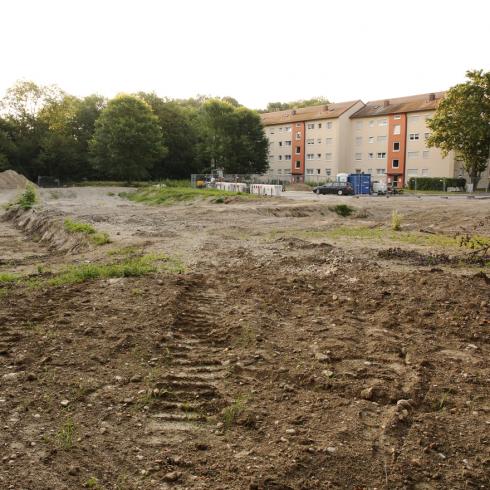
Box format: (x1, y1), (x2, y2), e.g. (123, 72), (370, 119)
(408, 177), (466, 191)
(329, 204), (355, 217)
(391, 210), (402, 231)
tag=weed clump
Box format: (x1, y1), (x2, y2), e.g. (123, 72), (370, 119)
(391, 210), (402, 231)
(222, 395), (247, 428)
(57, 419), (76, 449)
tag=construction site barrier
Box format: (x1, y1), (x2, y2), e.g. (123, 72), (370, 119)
(250, 184), (283, 197)
(214, 182), (248, 192)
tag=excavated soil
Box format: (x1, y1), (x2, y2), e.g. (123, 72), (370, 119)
(0, 188), (489, 490)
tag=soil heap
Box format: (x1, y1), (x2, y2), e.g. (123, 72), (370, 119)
(0, 169), (35, 189)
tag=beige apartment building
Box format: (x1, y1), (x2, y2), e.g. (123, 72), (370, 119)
(261, 92), (490, 189)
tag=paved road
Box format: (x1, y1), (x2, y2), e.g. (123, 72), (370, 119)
(281, 190), (490, 202)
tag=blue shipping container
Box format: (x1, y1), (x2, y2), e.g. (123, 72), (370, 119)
(348, 173), (371, 195)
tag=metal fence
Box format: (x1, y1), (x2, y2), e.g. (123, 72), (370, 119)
(190, 173), (334, 188)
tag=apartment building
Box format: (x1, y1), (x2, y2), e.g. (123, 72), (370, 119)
(261, 101), (364, 182)
(261, 92), (490, 188)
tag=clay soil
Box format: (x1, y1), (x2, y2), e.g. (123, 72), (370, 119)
(0, 188), (489, 490)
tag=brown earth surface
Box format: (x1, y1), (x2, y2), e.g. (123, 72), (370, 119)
(0, 188), (489, 490)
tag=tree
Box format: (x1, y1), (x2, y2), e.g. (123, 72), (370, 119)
(0, 117), (16, 171)
(262, 96), (330, 113)
(428, 70), (490, 188)
(136, 93), (199, 179)
(89, 95), (166, 182)
(196, 99), (269, 174)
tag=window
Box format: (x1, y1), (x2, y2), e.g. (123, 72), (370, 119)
(325, 168), (332, 176)
(409, 133), (419, 140)
(367, 168), (373, 174)
(295, 160), (301, 168)
(369, 120), (374, 127)
(407, 151), (419, 158)
(296, 123), (301, 127)
(278, 155), (282, 161)
(379, 119), (388, 126)
(307, 123), (314, 129)
(393, 142), (400, 151)
(317, 138), (322, 144)
(277, 169), (282, 174)
(421, 168), (429, 176)
(326, 122), (332, 129)
(295, 132), (301, 140)
(377, 152), (386, 159)
(407, 168), (417, 176)
(368, 137), (374, 144)
(318, 123), (322, 128)
(284, 140), (292, 146)
(355, 168), (362, 174)
(317, 153), (321, 159)
(377, 135), (387, 142)
(325, 153), (332, 161)
(270, 128), (275, 134)
(410, 115), (420, 123)
(269, 155), (274, 160)
(423, 150), (430, 159)
(424, 132), (430, 140)
(285, 126), (291, 132)
(394, 114), (401, 120)
(368, 152), (374, 159)
(356, 121), (363, 129)
(355, 137), (362, 146)
(278, 141), (283, 147)
(295, 146), (301, 154)
(285, 155), (291, 160)
(392, 159), (399, 168)
(376, 168), (386, 175)
(306, 168), (314, 175)
(306, 153), (314, 160)
(306, 138), (314, 144)
(355, 153), (362, 160)
(316, 168), (321, 175)
(279, 127), (283, 132)
(393, 124), (401, 135)
(284, 168), (290, 174)
(325, 137), (333, 145)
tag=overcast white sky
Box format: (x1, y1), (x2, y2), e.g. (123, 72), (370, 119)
(2, 0), (489, 109)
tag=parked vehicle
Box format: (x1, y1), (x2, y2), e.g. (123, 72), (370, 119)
(313, 182), (354, 196)
(372, 181), (387, 195)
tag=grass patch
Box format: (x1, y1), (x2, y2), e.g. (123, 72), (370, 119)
(391, 210), (402, 231)
(64, 218), (111, 246)
(57, 419), (76, 450)
(121, 186), (258, 206)
(10, 184), (38, 210)
(222, 395), (247, 429)
(0, 272), (19, 284)
(329, 204), (355, 217)
(107, 246), (139, 256)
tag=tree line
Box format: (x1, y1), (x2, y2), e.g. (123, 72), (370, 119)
(0, 82), (271, 182)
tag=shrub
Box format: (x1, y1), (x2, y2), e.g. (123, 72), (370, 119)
(408, 177), (466, 191)
(17, 184), (37, 209)
(329, 204), (355, 217)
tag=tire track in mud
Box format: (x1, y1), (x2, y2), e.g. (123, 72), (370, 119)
(144, 277), (228, 446)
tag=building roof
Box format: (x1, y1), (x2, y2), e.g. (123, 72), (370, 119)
(350, 92), (445, 118)
(260, 100), (362, 126)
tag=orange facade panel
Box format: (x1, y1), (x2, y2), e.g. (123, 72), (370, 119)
(387, 114), (407, 187)
(291, 122), (305, 176)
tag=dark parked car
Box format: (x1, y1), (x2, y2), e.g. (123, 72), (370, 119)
(312, 182), (354, 196)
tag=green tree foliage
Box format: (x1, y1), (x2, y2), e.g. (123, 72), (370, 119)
(428, 70), (490, 187)
(0, 118), (16, 170)
(196, 99), (269, 174)
(89, 95), (167, 181)
(262, 96), (330, 113)
(137, 93), (199, 179)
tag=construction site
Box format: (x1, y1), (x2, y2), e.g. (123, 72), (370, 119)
(0, 172), (489, 489)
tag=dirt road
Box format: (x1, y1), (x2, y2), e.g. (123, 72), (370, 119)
(1, 188), (489, 489)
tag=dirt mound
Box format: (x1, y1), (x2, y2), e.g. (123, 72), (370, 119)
(378, 247), (487, 266)
(4, 207), (91, 253)
(257, 205), (327, 217)
(0, 170), (35, 190)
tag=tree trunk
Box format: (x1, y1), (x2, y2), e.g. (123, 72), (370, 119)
(470, 169), (481, 190)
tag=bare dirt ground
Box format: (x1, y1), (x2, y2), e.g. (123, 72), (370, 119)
(1, 188), (489, 490)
